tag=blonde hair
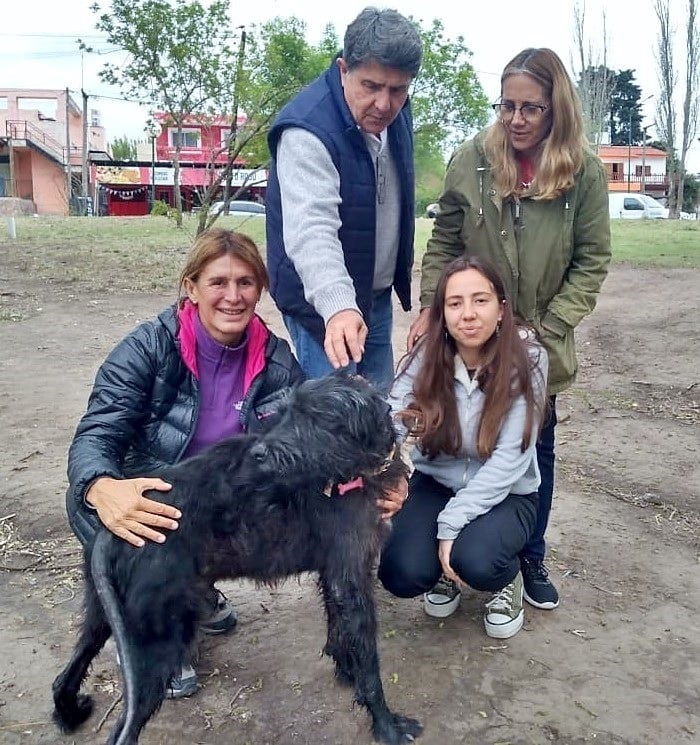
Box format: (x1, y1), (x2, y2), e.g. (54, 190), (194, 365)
(178, 229), (269, 300)
(484, 48), (588, 200)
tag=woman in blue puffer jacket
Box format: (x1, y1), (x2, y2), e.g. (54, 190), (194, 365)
(66, 228), (304, 698)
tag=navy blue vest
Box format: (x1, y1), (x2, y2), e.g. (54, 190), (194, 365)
(266, 59), (415, 343)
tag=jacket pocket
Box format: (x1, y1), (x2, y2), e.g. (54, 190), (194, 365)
(538, 312), (577, 390)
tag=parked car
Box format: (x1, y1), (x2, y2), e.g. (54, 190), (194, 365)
(208, 199), (266, 216)
(608, 192), (667, 219)
(426, 202), (440, 218)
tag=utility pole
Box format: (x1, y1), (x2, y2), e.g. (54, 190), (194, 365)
(627, 108), (632, 193)
(81, 89), (89, 205)
(223, 26), (246, 213)
(641, 125), (652, 195)
(65, 88), (72, 213)
(8, 125), (15, 197)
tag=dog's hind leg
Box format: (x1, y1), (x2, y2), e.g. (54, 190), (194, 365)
(52, 575), (111, 732)
(320, 571), (423, 744)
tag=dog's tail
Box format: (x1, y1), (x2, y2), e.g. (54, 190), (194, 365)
(91, 530), (139, 742)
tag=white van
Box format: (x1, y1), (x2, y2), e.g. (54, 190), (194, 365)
(608, 193), (668, 219)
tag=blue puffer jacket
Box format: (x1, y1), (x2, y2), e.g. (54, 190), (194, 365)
(266, 57), (415, 343)
(66, 305), (304, 547)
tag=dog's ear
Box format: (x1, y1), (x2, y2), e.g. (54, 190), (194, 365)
(248, 386), (296, 434)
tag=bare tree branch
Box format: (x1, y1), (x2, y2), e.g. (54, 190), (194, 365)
(572, 1), (614, 145)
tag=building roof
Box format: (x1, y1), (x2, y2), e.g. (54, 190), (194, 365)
(597, 145), (667, 159)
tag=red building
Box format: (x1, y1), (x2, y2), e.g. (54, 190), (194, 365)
(91, 112), (266, 216)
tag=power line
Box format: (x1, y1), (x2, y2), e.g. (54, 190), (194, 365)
(0, 32), (106, 39)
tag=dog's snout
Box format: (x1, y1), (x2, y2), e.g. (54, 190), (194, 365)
(250, 442), (269, 462)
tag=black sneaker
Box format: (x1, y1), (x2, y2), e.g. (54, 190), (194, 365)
(521, 557), (559, 610)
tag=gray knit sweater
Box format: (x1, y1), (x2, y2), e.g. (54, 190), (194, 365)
(276, 127), (401, 324)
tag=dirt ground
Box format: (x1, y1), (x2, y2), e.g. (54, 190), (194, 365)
(0, 256), (698, 745)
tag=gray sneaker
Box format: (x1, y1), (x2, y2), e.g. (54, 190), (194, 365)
(116, 652), (199, 700)
(165, 663), (199, 699)
(423, 575), (462, 618)
(483, 571), (524, 639)
(200, 588), (238, 635)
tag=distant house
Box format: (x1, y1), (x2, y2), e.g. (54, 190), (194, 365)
(93, 112), (267, 217)
(0, 88), (107, 215)
(596, 144), (668, 201)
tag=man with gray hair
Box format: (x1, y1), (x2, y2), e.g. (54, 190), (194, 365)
(266, 7), (422, 392)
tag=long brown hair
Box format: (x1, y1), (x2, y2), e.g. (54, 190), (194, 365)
(484, 47), (588, 200)
(398, 256), (546, 459)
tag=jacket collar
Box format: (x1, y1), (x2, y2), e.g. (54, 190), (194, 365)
(176, 300), (269, 393)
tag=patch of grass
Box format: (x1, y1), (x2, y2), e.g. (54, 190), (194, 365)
(3, 214), (697, 279)
(414, 216), (700, 269)
(0, 215), (267, 295)
(609, 220), (699, 267)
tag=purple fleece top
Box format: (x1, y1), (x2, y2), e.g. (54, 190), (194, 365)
(177, 300), (269, 457)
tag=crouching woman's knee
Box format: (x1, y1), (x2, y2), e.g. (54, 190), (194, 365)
(451, 549), (515, 594)
(378, 550), (434, 598)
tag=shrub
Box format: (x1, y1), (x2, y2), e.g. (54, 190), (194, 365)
(150, 200), (170, 217)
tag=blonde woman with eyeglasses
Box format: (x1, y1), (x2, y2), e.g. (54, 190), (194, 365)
(408, 47), (611, 616)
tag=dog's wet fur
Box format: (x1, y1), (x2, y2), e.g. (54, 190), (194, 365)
(52, 373), (422, 744)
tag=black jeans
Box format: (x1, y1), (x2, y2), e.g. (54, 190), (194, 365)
(378, 471), (538, 596)
(521, 395), (557, 563)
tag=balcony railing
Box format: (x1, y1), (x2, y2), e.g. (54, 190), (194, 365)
(6, 120), (67, 164)
(608, 173), (668, 186)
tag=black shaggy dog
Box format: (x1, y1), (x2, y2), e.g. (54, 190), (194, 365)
(52, 373), (422, 745)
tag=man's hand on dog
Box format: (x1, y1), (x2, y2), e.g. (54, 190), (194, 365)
(86, 476), (180, 547)
(324, 309), (368, 369)
(377, 476), (409, 520)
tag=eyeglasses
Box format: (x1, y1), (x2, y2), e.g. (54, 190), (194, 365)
(492, 102), (548, 122)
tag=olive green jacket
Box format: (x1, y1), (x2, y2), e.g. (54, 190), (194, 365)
(421, 131), (611, 394)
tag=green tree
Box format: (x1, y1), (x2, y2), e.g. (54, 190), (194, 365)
(237, 15), (488, 196)
(109, 135), (139, 160)
(609, 70), (644, 145)
(237, 18), (337, 167)
(682, 172), (700, 213)
(84, 0), (239, 226)
(410, 19), (489, 159)
(195, 18), (337, 234)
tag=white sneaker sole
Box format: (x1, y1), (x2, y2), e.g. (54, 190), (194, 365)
(423, 592), (461, 618)
(484, 609), (524, 638)
(523, 590), (559, 610)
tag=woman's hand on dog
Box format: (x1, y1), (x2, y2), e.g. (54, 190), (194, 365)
(438, 539), (463, 587)
(86, 476), (181, 548)
(376, 476), (409, 520)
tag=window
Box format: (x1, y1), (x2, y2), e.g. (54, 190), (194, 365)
(0, 97), (7, 109)
(635, 165), (651, 177)
(170, 129), (201, 148)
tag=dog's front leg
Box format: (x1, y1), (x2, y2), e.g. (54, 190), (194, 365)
(319, 571), (423, 744)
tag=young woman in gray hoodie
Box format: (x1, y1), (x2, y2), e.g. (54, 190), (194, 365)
(378, 256), (548, 639)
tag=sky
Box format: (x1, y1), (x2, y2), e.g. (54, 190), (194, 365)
(4, 0), (699, 171)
